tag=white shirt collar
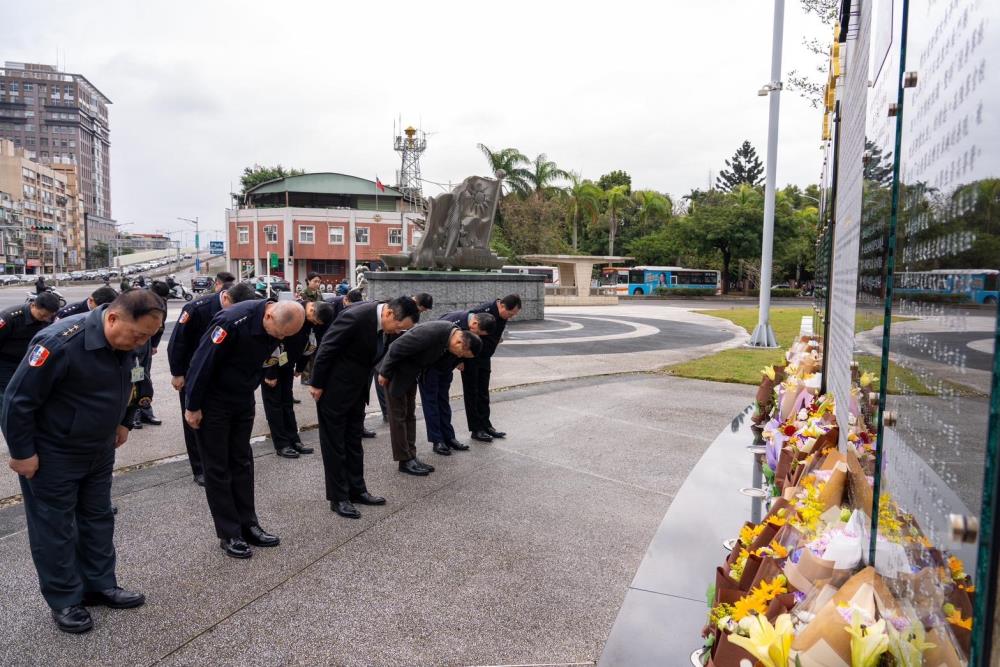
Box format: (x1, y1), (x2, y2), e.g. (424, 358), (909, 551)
(376, 303), (384, 333)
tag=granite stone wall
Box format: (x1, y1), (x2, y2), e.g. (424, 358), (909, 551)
(367, 271), (545, 321)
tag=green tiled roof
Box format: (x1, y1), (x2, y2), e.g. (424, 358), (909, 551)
(247, 173), (404, 198)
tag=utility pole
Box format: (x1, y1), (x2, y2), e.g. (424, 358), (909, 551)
(749, 0), (784, 348)
(178, 216), (200, 272)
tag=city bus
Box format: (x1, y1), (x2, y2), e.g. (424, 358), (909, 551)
(600, 266), (721, 296)
(500, 265), (561, 287)
(895, 269), (999, 304)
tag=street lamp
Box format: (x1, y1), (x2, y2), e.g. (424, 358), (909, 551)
(178, 216), (200, 272)
(748, 0), (785, 349)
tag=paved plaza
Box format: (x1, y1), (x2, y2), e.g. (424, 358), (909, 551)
(0, 303), (752, 665)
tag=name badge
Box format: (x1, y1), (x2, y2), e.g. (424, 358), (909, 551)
(131, 365), (145, 383)
(278, 351), (289, 366)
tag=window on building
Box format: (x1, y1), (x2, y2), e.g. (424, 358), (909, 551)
(355, 227), (369, 245)
(23, 83), (33, 92)
(237, 226), (249, 244)
(263, 224), (278, 243)
(329, 226), (344, 244)
(298, 225), (315, 243)
(389, 228), (402, 245)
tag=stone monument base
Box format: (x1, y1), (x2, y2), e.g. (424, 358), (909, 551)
(367, 271), (545, 321)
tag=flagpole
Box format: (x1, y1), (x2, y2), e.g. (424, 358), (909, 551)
(375, 175), (379, 212)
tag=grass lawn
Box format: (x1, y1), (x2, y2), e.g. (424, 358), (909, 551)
(666, 307), (927, 393)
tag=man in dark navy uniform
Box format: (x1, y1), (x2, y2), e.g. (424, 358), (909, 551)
(461, 294), (521, 442)
(184, 299), (304, 558)
(262, 299), (333, 459)
(55, 286), (118, 321)
(0, 291), (61, 407)
(309, 297), (418, 519)
(1, 289), (165, 633)
(167, 282), (255, 485)
(419, 310), (495, 455)
(378, 320), (481, 471)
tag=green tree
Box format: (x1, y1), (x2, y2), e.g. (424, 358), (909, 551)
(476, 144), (532, 196)
(497, 195), (572, 258)
(605, 185), (632, 256)
(597, 169), (632, 194)
(525, 153), (570, 199)
(632, 190), (672, 231)
(240, 164), (305, 194)
(563, 174), (604, 251)
(716, 141), (765, 191)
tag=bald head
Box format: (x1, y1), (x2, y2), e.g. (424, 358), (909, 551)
(263, 301), (305, 340)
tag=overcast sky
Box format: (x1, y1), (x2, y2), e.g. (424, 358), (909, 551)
(3, 0), (831, 242)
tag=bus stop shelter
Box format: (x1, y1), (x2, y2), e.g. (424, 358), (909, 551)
(521, 255), (632, 305)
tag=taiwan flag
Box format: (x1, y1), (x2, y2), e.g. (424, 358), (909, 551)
(375, 177), (385, 193)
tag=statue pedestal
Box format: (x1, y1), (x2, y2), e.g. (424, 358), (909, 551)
(367, 271), (545, 321)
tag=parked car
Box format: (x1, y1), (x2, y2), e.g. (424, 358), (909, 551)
(191, 275), (214, 293)
(250, 274), (291, 294)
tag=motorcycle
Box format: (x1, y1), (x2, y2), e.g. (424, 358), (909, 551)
(165, 284), (194, 302)
(25, 287), (67, 308)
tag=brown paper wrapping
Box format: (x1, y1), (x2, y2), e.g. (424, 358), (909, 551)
(775, 446), (793, 489)
(753, 377), (776, 423)
(715, 566), (741, 597)
(783, 549), (836, 595)
(818, 462), (848, 510)
(747, 522), (780, 554)
(708, 630), (756, 667)
(749, 556), (784, 592)
(763, 497), (791, 523)
(923, 626), (965, 667)
(778, 380), (802, 420)
(766, 592), (797, 620)
(844, 446), (873, 516)
(790, 568), (881, 664)
(737, 553), (763, 591)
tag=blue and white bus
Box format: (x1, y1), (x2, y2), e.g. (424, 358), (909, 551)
(895, 269), (999, 304)
(601, 266), (722, 296)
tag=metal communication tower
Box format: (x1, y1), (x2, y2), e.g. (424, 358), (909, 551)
(393, 124), (427, 210)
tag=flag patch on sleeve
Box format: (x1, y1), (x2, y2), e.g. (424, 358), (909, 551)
(178, 311), (190, 324)
(0, 318), (5, 329)
(211, 326), (227, 344)
(28, 344), (49, 367)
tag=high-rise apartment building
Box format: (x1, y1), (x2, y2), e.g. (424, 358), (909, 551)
(0, 61), (112, 218)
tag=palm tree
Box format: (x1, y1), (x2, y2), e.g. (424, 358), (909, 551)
(564, 173), (603, 250)
(526, 153), (571, 199)
(605, 185), (631, 255)
(476, 144), (531, 196)
(632, 190), (672, 229)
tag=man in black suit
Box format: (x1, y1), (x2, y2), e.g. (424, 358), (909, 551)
(379, 321), (481, 473)
(308, 297), (419, 519)
(462, 294), (521, 442)
(419, 310), (495, 455)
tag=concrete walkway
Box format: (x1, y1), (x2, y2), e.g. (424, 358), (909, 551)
(0, 374), (750, 666)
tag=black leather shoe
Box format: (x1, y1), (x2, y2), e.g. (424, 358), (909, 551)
(243, 525), (280, 547)
(413, 457), (435, 473)
(398, 459), (430, 476)
(193, 473), (206, 487)
(276, 446), (300, 459)
(140, 409), (162, 426)
(332, 500), (361, 519)
(362, 428), (377, 439)
(82, 586), (146, 609)
(446, 438), (470, 451)
(51, 605), (92, 634)
(485, 426), (506, 439)
(292, 397), (302, 404)
(471, 430), (493, 442)
(432, 441), (452, 456)
(350, 491), (386, 505)
(220, 537), (253, 559)
(291, 441), (314, 454)
(111, 505), (118, 515)
(131, 413), (142, 430)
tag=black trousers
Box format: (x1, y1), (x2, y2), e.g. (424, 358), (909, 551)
(461, 356), (493, 432)
(372, 368), (388, 419)
(317, 384), (368, 503)
(418, 367), (455, 443)
(198, 396), (258, 539)
(386, 384), (417, 461)
(261, 364), (299, 450)
(179, 390), (203, 476)
(20, 445), (117, 609)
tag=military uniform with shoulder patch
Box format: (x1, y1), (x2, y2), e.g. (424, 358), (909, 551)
(0, 303), (52, 400)
(0, 306), (143, 612)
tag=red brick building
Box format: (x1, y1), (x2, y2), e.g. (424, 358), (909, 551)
(226, 173), (421, 287)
